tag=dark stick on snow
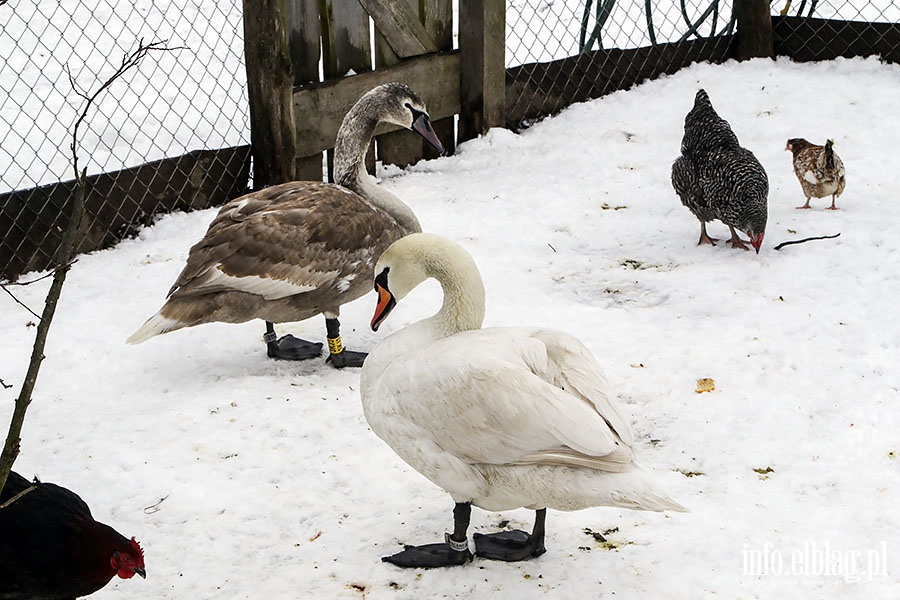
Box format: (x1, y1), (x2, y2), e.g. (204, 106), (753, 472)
(774, 233), (841, 251)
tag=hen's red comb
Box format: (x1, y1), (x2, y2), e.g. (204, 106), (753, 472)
(130, 537), (145, 563)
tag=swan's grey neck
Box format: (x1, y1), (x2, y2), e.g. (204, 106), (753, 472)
(430, 252), (486, 337)
(334, 106), (422, 234)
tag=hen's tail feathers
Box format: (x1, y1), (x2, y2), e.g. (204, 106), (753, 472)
(825, 139), (835, 170)
(127, 312), (183, 344)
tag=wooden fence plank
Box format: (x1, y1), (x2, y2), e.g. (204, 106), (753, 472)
(359, 0), (438, 57)
(321, 0), (371, 77)
(293, 51), (459, 159)
(459, 0), (506, 142)
(423, 0), (455, 160)
(289, 0), (325, 181)
(242, 0), (296, 186)
(286, 0), (321, 85)
(320, 0), (373, 181)
(374, 0), (424, 169)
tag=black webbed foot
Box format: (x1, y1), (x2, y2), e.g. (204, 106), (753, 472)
(266, 334), (323, 361)
(382, 542), (472, 568)
(325, 349), (367, 368)
(473, 530), (546, 562)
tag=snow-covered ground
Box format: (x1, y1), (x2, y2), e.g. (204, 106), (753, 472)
(2, 56), (899, 598)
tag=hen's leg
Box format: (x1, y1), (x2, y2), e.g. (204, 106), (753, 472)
(474, 508), (547, 562)
(726, 225), (751, 251)
(828, 195), (839, 210)
(383, 502), (473, 568)
(796, 197), (812, 209)
(698, 222), (718, 246)
(265, 322), (322, 360)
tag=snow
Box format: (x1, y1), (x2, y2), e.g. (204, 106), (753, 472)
(2, 56), (899, 598)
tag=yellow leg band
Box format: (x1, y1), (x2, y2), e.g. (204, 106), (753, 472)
(327, 336), (343, 355)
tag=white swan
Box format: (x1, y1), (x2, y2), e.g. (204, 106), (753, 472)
(128, 83), (444, 368)
(360, 233), (686, 568)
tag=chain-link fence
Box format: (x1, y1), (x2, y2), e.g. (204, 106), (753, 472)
(505, 1), (900, 128)
(3, 1), (900, 281)
(0, 0), (250, 281)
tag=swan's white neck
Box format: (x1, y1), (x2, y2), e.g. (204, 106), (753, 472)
(333, 106), (421, 234)
(427, 246), (486, 338)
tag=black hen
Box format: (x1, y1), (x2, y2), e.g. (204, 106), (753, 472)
(0, 471), (146, 600)
(671, 89), (768, 253)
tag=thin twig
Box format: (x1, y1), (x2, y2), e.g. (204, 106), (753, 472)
(1, 285), (41, 321)
(143, 495), (169, 514)
(774, 233), (841, 250)
(1, 260), (78, 287)
(0, 38), (176, 494)
(0, 484), (36, 510)
(1, 259), (80, 321)
(67, 39), (179, 177)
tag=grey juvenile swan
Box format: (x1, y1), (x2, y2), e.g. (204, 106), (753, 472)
(361, 233), (686, 568)
(128, 83), (444, 367)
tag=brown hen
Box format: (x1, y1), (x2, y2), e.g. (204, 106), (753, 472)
(786, 138), (846, 210)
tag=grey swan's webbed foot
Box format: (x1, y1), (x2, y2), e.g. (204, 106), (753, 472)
(383, 502), (473, 568)
(324, 317), (366, 369)
(326, 349), (367, 368)
(264, 323), (323, 360)
(474, 508), (547, 562)
(382, 541), (472, 568)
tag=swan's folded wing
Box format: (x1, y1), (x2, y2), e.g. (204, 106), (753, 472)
(167, 184), (399, 300)
(381, 328), (635, 472)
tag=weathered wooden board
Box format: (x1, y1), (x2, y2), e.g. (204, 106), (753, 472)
(293, 51), (460, 159)
(242, 0), (296, 186)
(373, 0), (425, 169)
(459, 0), (506, 141)
(285, 0), (320, 85)
(288, 0), (325, 181)
(0, 146), (251, 282)
(423, 0), (455, 160)
(359, 0), (439, 57)
(320, 0), (373, 181)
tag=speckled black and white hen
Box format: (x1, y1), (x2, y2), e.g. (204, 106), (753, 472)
(671, 89), (768, 253)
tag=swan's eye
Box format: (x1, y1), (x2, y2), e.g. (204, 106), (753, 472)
(374, 267), (390, 291)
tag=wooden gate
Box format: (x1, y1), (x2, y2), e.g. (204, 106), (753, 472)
(243, 0), (506, 187)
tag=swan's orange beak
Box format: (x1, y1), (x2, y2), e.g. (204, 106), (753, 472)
(371, 283), (396, 332)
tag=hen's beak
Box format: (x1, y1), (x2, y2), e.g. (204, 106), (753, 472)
(749, 233), (764, 254)
(410, 110), (445, 155)
(371, 283), (396, 332)
(135, 567), (147, 579)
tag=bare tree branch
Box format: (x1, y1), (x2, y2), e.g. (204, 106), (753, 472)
(0, 38), (175, 493)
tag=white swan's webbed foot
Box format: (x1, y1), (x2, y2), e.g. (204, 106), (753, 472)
(382, 542), (472, 568)
(474, 508), (547, 562)
(473, 530), (546, 561)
